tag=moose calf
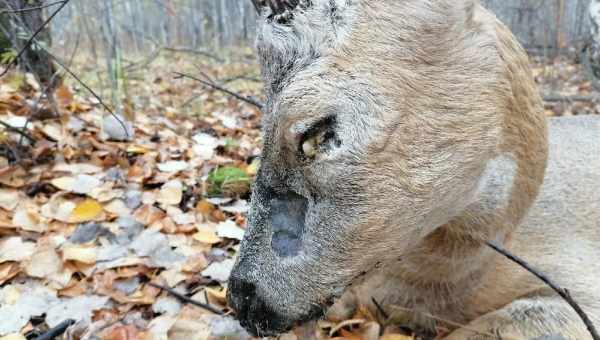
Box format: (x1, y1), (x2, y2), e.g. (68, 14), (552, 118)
(227, 0), (600, 339)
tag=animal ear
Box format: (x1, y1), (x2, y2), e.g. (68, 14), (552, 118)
(251, 0), (299, 14)
(251, 0), (310, 22)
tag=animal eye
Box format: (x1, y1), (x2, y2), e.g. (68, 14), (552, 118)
(301, 130), (335, 159)
(302, 136), (319, 158)
(298, 116), (338, 160)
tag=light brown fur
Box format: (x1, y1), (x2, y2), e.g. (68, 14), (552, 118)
(228, 1), (600, 339)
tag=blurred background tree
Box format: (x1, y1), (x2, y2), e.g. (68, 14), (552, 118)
(0, 0), (57, 86)
(1, 0), (599, 107)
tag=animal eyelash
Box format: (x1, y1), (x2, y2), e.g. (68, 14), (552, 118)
(298, 115), (337, 159)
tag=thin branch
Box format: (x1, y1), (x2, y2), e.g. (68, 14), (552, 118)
(147, 282), (224, 315)
(162, 47), (224, 63)
(0, 0), (66, 14)
(371, 297), (390, 320)
(0, 120), (36, 143)
(42, 49), (130, 139)
(486, 241), (600, 340)
(35, 319), (75, 340)
(173, 71), (264, 109)
(0, 0), (70, 78)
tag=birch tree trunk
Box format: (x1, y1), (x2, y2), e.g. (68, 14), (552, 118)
(590, 0), (600, 58)
(584, 0), (600, 90)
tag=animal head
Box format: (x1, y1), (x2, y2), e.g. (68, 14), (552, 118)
(227, 0), (547, 336)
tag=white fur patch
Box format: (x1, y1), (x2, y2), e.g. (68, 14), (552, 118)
(475, 154), (517, 210)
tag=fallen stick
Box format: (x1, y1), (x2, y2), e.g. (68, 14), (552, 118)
(148, 282), (224, 315)
(0, 120), (36, 143)
(35, 319), (75, 340)
(173, 71), (264, 109)
(486, 241), (600, 340)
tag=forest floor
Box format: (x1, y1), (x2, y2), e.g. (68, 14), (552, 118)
(0, 54), (598, 340)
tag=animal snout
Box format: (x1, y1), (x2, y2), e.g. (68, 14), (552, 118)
(227, 273), (289, 336)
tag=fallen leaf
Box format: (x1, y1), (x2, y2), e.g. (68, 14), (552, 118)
(157, 180), (183, 206)
(104, 199), (131, 217)
(193, 227), (221, 245)
(24, 245), (63, 279)
(0, 263), (20, 285)
(0, 283), (58, 335)
(12, 202), (44, 232)
(51, 174), (102, 195)
(70, 199), (103, 223)
(220, 200), (249, 214)
(216, 220), (245, 240)
(45, 295), (109, 327)
(0, 237), (35, 263)
(53, 163), (102, 174)
(152, 296), (182, 316)
(134, 204), (166, 225)
(61, 244), (98, 264)
(0, 189), (19, 211)
(103, 324), (143, 340)
(147, 315), (177, 340)
(201, 259), (235, 282)
(157, 160), (189, 173)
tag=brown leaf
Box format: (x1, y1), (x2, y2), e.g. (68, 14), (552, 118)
(134, 204), (166, 226)
(0, 262), (20, 285)
(103, 325), (143, 340)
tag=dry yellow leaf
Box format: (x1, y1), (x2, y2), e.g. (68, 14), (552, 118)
(70, 199), (103, 223)
(193, 228), (221, 245)
(127, 144), (150, 154)
(61, 244), (98, 264)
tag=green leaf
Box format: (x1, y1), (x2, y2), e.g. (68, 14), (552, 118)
(207, 166), (251, 197)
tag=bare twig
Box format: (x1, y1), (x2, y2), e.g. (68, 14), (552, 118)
(162, 47), (224, 63)
(173, 71), (264, 109)
(42, 49), (130, 139)
(371, 297), (390, 320)
(486, 241), (600, 340)
(0, 120), (36, 143)
(35, 319), (75, 340)
(148, 282), (224, 315)
(0, 0), (70, 78)
(0, 0), (66, 14)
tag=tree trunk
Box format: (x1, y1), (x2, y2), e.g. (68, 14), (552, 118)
(0, 0), (57, 85)
(590, 0), (600, 59)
